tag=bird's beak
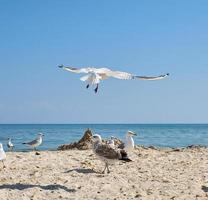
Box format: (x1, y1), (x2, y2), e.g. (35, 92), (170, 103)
(132, 132), (137, 136)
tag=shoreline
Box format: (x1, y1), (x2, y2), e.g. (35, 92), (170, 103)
(5, 144), (208, 153)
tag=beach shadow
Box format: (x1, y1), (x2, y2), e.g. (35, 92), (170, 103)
(0, 183), (76, 192)
(202, 186), (208, 192)
(64, 168), (97, 174)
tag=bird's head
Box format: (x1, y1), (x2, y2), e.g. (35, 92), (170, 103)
(92, 134), (102, 143)
(58, 64), (64, 68)
(38, 133), (44, 137)
(127, 131), (137, 137)
(7, 138), (11, 140)
(110, 136), (115, 140)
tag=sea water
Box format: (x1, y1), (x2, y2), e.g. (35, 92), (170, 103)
(0, 124), (208, 151)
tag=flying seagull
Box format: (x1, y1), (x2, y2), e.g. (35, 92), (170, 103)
(58, 65), (169, 93)
(92, 134), (132, 173)
(22, 133), (44, 151)
(7, 138), (14, 151)
(118, 131), (137, 152)
(0, 143), (6, 168)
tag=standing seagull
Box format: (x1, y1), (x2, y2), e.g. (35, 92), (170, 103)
(7, 138), (14, 151)
(0, 143), (6, 168)
(22, 133), (44, 151)
(58, 65), (169, 93)
(118, 131), (137, 152)
(107, 136), (116, 149)
(92, 134), (132, 173)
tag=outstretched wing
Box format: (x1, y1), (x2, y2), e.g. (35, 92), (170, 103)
(134, 73), (169, 80)
(107, 69), (169, 81)
(58, 65), (90, 74)
(96, 68), (133, 80)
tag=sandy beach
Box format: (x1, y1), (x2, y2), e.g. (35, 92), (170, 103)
(0, 147), (207, 200)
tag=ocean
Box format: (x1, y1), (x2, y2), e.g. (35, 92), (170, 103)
(0, 124), (208, 151)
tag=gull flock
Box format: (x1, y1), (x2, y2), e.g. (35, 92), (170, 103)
(0, 130), (137, 173)
(0, 65), (168, 172)
(0, 133), (44, 169)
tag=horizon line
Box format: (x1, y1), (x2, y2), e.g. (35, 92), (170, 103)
(0, 123), (208, 125)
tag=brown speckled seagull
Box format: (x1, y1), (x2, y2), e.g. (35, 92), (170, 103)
(91, 134), (132, 173)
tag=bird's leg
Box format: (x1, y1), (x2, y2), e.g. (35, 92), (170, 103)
(86, 84), (90, 89)
(2, 161), (5, 168)
(94, 84), (99, 93)
(102, 163), (107, 174)
(106, 163), (110, 173)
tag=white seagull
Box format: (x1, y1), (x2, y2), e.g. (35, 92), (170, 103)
(0, 143), (6, 168)
(22, 133), (44, 151)
(118, 131), (137, 152)
(7, 138), (14, 151)
(107, 136), (116, 149)
(92, 134), (132, 173)
(59, 65), (169, 93)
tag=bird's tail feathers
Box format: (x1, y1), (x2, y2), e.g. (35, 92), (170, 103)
(119, 149), (132, 162)
(119, 157), (132, 162)
(80, 74), (91, 82)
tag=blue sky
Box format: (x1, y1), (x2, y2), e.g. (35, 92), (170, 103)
(0, 0), (208, 123)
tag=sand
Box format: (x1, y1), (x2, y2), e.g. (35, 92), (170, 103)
(0, 147), (208, 200)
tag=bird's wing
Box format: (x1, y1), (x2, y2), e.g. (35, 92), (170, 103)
(118, 142), (125, 149)
(105, 68), (169, 81)
(24, 139), (38, 145)
(95, 143), (120, 159)
(134, 73), (169, 80)
(58, 65), (90, 74)
(104, 69), (134, 80)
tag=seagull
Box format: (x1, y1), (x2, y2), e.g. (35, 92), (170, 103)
(92, 134), (132, 173)
(0, 143), (6, 168)
(7, 138), (14, 151)
(118, 131), (137, 152)
(22, 133), (44, 151)
(58, 65), (169, 93)
(107, 136), (116, 149)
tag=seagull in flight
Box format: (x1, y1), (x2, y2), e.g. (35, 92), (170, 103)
(58, 65), (169, 93)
